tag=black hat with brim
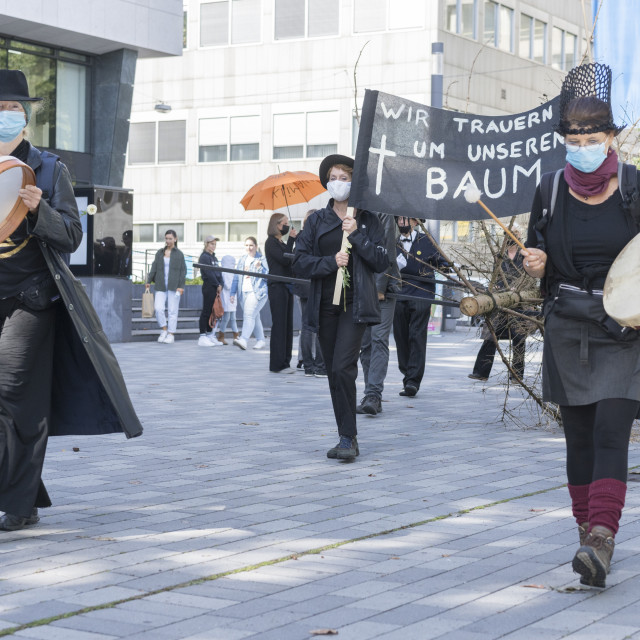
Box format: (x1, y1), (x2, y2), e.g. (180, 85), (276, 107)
(319, 154), (354, 188)
(0, 70), (42, 101)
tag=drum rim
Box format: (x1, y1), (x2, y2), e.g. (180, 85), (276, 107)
(0, 157), (36, 244)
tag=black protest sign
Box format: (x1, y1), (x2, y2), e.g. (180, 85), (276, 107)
(351, 90), (565, 220)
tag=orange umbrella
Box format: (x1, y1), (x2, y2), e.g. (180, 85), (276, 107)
(240, 171), (325, 212)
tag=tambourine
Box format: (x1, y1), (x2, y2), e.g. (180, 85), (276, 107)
(603, 233), (640, 328)
(0, 156), (36, 243)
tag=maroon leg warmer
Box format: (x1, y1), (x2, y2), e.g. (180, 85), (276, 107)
(568, 483), (590, 525)
(588, 478), (627, 535)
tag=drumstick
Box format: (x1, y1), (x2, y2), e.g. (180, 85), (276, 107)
(464, 186), (526, 251)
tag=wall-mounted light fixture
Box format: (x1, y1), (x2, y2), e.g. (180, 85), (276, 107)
(154, 102), (172, 113)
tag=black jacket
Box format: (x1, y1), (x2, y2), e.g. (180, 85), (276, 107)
(293, 204), (389, 332)
(397, 230), (447, 299)
(24, 143), (142, 438)
(199, 250), (223, 289)
(376, 213), (400, 296)
(265, 235), (295, 280)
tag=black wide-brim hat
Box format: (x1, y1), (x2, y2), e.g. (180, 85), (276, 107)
(0, 70), (42, 101)
(319, 154), (354, 188)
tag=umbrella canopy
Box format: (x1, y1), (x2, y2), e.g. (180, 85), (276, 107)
(240, 171), (325, 212)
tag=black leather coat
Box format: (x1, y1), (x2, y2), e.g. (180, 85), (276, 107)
(25, 143), (142, 438)
(293, 204), (389, 332)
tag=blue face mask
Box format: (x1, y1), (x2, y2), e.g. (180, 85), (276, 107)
(565, 142), (607, 173)
(0, 111), (26, 143)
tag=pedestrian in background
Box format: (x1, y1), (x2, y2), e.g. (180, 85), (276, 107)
(230, 237), (268, 350)
(146, 229), (187, 344)
(217, 254), (238, 344)
(393, 217), (448, 397)
(197, 235), (223, 347)
(265, 213), (297, 373)
(357, 212), (400, 415)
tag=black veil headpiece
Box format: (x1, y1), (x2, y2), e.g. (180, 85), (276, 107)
(555, 63), (624, 136)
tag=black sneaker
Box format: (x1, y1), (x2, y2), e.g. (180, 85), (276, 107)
(314, 369), (328, 378)
(304, 368), (316, 377)
(355, 396), (367, 414)
(468, 373), (488, 381)
(360, 395), (381, 415)
(327, 436), (359, 459)
(399, 384), (418, 397)
(336, 436), (358, 459)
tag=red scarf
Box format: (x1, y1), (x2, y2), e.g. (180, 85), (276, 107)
(564, 149), (618, 197)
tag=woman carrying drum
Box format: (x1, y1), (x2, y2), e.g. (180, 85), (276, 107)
(523, 63), (640, 587)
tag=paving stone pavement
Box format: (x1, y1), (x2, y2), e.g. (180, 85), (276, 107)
(1, 327), (640, 639)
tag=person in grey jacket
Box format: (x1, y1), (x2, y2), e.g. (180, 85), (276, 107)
(0, 70), (142, 532)
(357, 212), (400, 415)
(145, 230), (187, 344)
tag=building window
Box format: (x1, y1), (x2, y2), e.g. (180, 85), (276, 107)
(229, 221), (258, 242)
(484, 1), (513, 52)
(552, 27), (577, 71)
(520, 14), (546, 63)
(133, 224), (154, 243)
(198, 222), (226, 242)
(200, 0), (261, 47)
(1, 40), (91, 152)
(273, 110), (338, 160)
(353, 0), (424, 33)
(446, 0), (476, 38)
(129, 121), (186, 165)
(156, 223), (185, 243)
(199, 115), (260, 163)
(275, 0), (339, 40)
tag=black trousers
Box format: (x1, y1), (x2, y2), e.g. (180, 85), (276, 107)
(472, 332), (526, 378)
(268, 283), (293, 372)
(318, 303), (366, 437)
(0, 299), (56, 517)
(199, 285), (217, 334)
(561, 399), (640, 485)
(393, 298), (431, 390)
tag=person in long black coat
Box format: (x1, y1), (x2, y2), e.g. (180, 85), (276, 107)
(0, 70), (142, 532)
(265, 213), (297, 372)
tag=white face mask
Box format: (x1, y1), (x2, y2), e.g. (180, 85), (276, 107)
(327, 180), (351, 202)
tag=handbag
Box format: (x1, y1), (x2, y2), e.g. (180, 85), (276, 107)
(209, 292), (224, 327)
(141, 291), (154, 318)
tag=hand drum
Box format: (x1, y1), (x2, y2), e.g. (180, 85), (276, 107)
(603, 234), (640, 328)
(0, 156), (36, 243)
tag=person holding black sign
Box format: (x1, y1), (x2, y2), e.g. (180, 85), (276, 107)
(393, 216), (447, 398)
(523, 63), (640, 588)
(293, 154), (388, 460)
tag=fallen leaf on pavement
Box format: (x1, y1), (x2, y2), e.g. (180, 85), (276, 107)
(522, 584), (547, 589)
(310, 631), (338, 636)
(73, 447), (80, 452)
(529, 508), (545, 512)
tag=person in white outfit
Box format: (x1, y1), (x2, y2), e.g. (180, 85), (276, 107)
(230, 237), (268, 350)
(216, 254), (239, 344)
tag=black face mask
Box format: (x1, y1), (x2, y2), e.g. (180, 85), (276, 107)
(280, 224), (290, 235)
(398, 224), (411, 234)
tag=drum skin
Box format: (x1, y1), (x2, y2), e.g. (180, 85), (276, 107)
(0, 155), (36, 243)
(603, 233), (640, 327)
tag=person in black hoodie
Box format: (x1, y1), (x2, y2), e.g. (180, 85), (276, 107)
(265, 213), (297, 372)
(197, 235), (223, 347)
(293, 154), (389, 460)
(393, 216), (448, 398)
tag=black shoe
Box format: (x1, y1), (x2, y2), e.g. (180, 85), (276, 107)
(399, 385), (418, 397)
(0, 513), (28, 531)
(304, 368), (316, 377)
(356, 397), (367, 415)
(336, 436), (358, 459)
(26, 508), (39, 525)
(297, 361), (303, 370)
(468, 373), (488, 381)
(360, 395), (381, 415)
(327, 436), (359, 459)
(314, 369), (328, 378)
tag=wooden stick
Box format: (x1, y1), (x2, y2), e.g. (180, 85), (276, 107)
(459, 288), (540, 317)
(332, 207), (354, 305)
(476, 200), (526, 250)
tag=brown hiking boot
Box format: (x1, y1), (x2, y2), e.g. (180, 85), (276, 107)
(572, 525), (615, 588)
(578, 522), (589, 546)
(216, 331), (227, 345)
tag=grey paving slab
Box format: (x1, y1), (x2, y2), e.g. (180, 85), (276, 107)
(1, 329), (640, 639)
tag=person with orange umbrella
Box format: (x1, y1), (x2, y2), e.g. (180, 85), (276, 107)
(293, 154), (389, 461)
(265, 213), (298, 373)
